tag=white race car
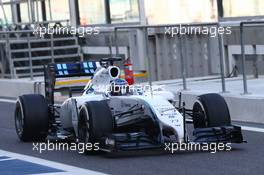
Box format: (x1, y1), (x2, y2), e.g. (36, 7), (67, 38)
(14, 57), (244, 152)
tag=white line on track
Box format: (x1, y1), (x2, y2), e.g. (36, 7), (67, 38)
(241, 126), (264, 133)
(0, 158), (16, 161)
(0, 149), (108, 175)
(0, 98), (16, 104)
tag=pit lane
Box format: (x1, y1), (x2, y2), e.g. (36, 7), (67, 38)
(0, 101), (263, 175)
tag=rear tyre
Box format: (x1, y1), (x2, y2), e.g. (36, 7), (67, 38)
(192, 93), (231, 128)
(78, 101), (113, 153)
(15, 94), (49, 141)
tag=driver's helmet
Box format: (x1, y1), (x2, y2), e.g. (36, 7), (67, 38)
(109, 78), (129, 96)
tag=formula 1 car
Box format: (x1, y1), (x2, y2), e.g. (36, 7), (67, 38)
(14, 57), (244, 152)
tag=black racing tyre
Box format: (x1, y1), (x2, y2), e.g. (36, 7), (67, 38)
(15, 94), (49, 141)
(78, 101), (113, 153)
(192, 93), (231, 128)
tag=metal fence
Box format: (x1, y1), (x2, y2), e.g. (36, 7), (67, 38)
(114, 20), (264, 93)
(1, 20), (264, 95)
(114, 22), (225, 91)
(240, 20), (264, 94)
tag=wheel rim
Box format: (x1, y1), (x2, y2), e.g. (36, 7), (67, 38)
(193, 100), (208, 128)
(78, 105), (90, 143)
(15, 101), (24, 137)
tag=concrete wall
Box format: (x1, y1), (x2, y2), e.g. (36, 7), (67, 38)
(148, 33), (220, 81)
(0, 79), (44, 98)
(224, 26), (264, 45)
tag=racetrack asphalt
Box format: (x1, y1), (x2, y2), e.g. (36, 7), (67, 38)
(0, 101), (264, 175)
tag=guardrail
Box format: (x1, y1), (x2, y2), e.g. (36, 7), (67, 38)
(114, 22), (227, 92)
(114, 20), (264, 94)
(239, 20), (264, 94)
(1, 20), (264, 96)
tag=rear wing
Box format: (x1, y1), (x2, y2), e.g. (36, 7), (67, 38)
(44, 57), (122, 105)
(44, 61), (100, 105)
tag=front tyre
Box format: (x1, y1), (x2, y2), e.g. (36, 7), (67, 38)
(192, 93), (231, 128)
(15, 94), (49, 141)
(78, 101), (113, 154)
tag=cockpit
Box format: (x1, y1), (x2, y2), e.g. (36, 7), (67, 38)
(109, 78), (130, 96)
